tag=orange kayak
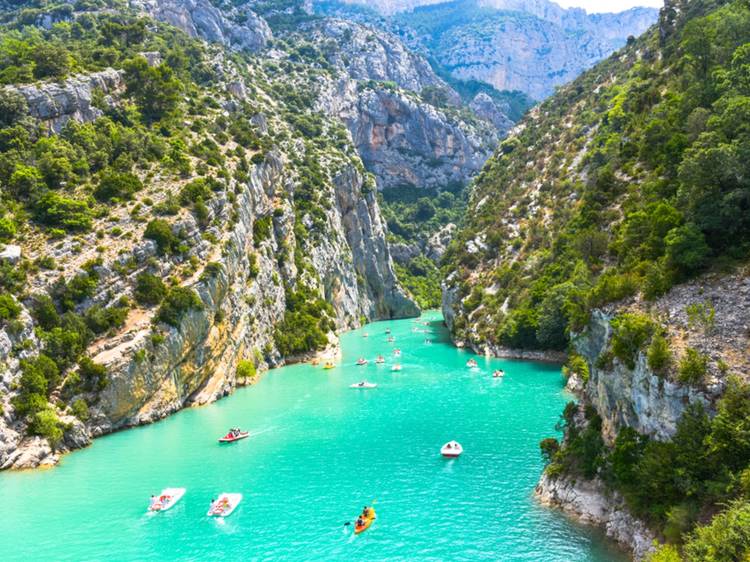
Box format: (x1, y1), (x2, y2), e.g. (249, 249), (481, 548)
(354, 509), (376, 534)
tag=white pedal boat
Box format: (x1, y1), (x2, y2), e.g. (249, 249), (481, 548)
(207, 493), (243, 517)
(350, 381), (377, 389)
(148, 488), (186, 512)
(391, 364), (402, 372)
(441, 441), (463, 458)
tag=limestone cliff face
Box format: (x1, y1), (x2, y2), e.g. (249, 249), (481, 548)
(2, 69), (124, 133)
(130, 0), (272, 52)
(535, 472), (656, 561)
(311, 19), (499, 189)
(319, 0), (658, 101)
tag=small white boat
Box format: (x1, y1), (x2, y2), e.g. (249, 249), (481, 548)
(391, 364), (402, 372)
(386, 336), (395, 343)
(356, 358), (368, 366)
(393, 349), (401, 357)
(374, 355), (385, 364)
(385, 328), (391, 334)
(207, 493), (242, 517)
(466, 359), (478, 368)
(148, 488), (186, 512)
(441, 441), (463, 458)
(362, 332), (369, 338)
(493, 370), (505, 378)
(350, 381), (377, 389)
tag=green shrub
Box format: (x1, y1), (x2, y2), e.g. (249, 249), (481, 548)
(647, 334), (672, 375)
(94, 171), (143, 201)
(236, 359), (256, 381)
(610, 313), (656, 370)
(0, 294), (21, 321)
(31, 295), (61, 329)
(71, 399), (89, 422)
(157, 286), (202, 327)
(78, 356), (107, 392)
(34, 192), (93, 231)
(134, 272), (167, 306)
(678, 348), (709, 385)
(144, 219), (178, 254)
(683, 500), (750, 562)
(539, 437), (560, 465)
(253, 215), (273, 245)
(28, 409), (65, 446)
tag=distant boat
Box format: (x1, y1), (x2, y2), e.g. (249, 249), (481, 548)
(356, 358), (368, 366)
(218, 428), (249, 443)
(493, 370), (505, 378)
(441, 441), (463, 458)
(393, 349), (401, 357)
(466, 359), (478, 368)
(391, 364), (402, 372)
(148, 488), (185, 512)
(207, 493), (242, 517)
(375, 355), (385, 364)
(350, 381), (377, 389)
(323, 362), (335, 370)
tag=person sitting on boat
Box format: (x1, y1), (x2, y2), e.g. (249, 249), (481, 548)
(356, 516), (364, 527)
(362, 506), (371, 518)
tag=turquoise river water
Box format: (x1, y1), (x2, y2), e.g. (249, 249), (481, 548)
(0, 312), (626, 561)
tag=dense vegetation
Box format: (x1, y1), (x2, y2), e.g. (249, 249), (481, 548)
(445, 0), (750, 352)
(0, 0), (382, 451)
(544, 376), (750, 554)
(380, 184), (466, 309)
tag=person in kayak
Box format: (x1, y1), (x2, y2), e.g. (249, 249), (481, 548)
(362, 506), (371, 518)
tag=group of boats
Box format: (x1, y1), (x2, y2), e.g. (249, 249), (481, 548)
(147, 488), (242, 518)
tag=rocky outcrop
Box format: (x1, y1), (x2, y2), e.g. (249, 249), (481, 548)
(332, 166), (420, 318)
(131, 0), (271, 52)
(325, 83), (495, 190)
(536, 472), (656, 561)
(2, 69), (123, 133)
(306, 18), (451, 96)
(577, 311), (715, 443)
(310, 18), (499, 190)
(468, 93), (513, 134)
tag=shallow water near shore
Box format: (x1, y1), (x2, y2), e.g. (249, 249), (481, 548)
(0, 311), (626, 561)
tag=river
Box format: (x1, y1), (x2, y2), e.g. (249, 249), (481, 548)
(0, 311), (625, 561)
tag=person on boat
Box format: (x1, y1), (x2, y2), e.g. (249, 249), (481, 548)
(362, 506), (371, 518)
(446, 443), (452, 449)
(356, 516), (364, 527)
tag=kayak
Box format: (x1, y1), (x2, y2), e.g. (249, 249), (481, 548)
(350, 381), (377, 389)
(323, 363), (335, 370)
(148, 487), (186, 512)
(207, 493), (242, 517)
(441, 441), (463, 458)
(356, 358), (368, 366)
(354, 508), (377, 534)
(391, 364), (402, 372)
(219, 431), (249, 443)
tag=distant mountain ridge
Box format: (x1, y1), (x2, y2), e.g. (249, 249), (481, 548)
(315, 0), (659, 100)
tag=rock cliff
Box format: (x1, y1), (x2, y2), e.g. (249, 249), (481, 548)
(131, 0), (272, 52)
(316, 0), (658, 101)
(307, 18), (500, 189)
(0, 17), (417, 468)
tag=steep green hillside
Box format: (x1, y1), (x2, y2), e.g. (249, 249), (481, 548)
(445, 0), (750, 353)
(445, 0), (750, 556)
(0, 0), (417, 463)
